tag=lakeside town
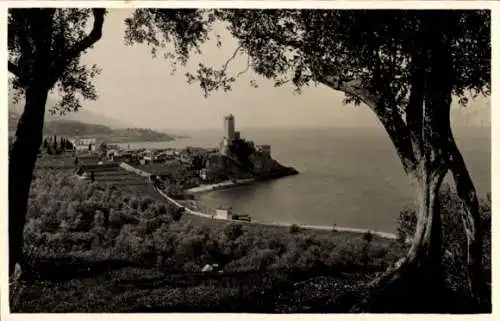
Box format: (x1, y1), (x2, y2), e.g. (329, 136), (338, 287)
(34, 115), (299, 223)
(7, 8), (492, 315)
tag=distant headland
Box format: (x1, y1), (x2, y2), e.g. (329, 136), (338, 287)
(203, 114), (299, 182)
(71, 114), (299, 202)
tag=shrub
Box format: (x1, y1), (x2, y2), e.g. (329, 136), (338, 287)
(224, 223), (243, 241)
(170, 207), (183, 221)
(362, 231), (373, 243)
(397, 185), (491, 294)
(289, 224), (301, 234)
(24, 167), (405, 276)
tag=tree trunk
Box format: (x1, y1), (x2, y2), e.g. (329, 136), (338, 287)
(447, 131), (485, 299)
(351, 158), (448, 312)
(352, 17), (456, 311)
(406, 163), (447, 279)
(9, 86), (48, 276)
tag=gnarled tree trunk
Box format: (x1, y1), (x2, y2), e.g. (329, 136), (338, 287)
(447, 131), (485, 300)
(9, 9), (55, 278)
(351, 121), (450, 310)
(351, 16), (460, 311)
(318, 12), (485, 312)
(405, 162), (448, 282)
(9, 86), (49, 276)
(8, 9), (105, 280)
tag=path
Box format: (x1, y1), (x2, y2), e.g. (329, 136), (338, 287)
(119, 162), (399, 240)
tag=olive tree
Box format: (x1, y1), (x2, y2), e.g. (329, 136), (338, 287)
(8, 8), (106, 276)
(124, 9), (490, 303)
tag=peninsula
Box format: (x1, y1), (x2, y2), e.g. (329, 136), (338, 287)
(75, 115), (298, 199)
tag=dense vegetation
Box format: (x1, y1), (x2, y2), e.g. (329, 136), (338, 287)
(124, 9), (490, 304)
(8, 11), (490, 312)
(23, 168), (402, 274)
(12, 166), (490, 312)
(397, 186), (492, 299)
(41, 136), (75, 155)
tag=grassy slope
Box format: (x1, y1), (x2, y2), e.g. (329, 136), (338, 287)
(14, 265), (377, 313)
(12, 156), (490, 313)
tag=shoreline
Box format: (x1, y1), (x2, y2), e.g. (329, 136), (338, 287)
(186, 178), (257, 193)
(120, 162), (398, 241)
(153, 185), (398, 241)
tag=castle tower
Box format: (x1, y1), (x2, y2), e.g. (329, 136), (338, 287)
(224, 114), (235, 141)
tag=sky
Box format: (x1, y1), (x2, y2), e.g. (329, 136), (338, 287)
(63, 9), (490, 131)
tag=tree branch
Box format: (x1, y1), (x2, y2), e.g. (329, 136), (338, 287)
(221, 45), (242, 75)
(405, 54), (425, 157)
(49, 9), (105, 86)
(236, 54), (251, 77)
(318, 74), (417, 173)
(264, 28), (418, 172)
(8, 61), (21, 78)
(67, 9), (105, 61)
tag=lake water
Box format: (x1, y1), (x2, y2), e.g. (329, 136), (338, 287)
(122, 126), (491, 234)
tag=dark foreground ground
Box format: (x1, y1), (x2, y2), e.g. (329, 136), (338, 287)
(11, 257), (490, 313)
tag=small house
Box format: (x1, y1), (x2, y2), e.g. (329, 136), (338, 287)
(143, 150), (154, 162)
(107, 149), (119, 160)
(215, 207), (232, 220)
(72, 137), (97, 151)
(199, 168), (219, 182)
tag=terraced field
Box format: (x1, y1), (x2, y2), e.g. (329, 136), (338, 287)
(36, 155), (76, 169)
(92, 166), (163, 201)
(134, 162), (183, 175)
(36, 153), (101, 169)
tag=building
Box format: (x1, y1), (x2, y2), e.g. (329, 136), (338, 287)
(143, 150), (154, 162)
(113, 152), (138, 164)
(72, 137), (97, 151)
(220, 114), (239, 155)
(224, 114), (235, 141)
(219, 137), (230, 155)
(215, 207), (232, 220)
(256, 144), (271, 157)
(106, 149), (119, 159)
(153, 151), (176, 162)
(218, 115), (272, 162)
(199, 168), (215, 181)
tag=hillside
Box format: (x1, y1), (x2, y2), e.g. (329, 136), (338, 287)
(9, 111), (177, 143)
(43, 119), (113, 136)
(9, 96), (133, 129)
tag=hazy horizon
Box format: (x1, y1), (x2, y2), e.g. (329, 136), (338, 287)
(36, 8), (490, 132)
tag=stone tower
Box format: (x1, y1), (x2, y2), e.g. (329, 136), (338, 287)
(224, 114), (235, 141)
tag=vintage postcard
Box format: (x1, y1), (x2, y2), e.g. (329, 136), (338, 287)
(1, 0), (497, 318)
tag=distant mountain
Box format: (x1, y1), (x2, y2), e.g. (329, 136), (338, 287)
(8, 98), (179, 143)
(47, 109), (133, 129)
(9, 111), (177, 143)
(43, 119), (114, 136)
(9, 97), (133, 129)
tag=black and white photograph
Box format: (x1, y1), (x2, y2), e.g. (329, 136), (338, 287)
(4, 1), (495, 315)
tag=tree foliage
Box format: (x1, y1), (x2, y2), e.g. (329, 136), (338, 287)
(124, 9), (489, 104)
(124, 9), (491, 306)
(8, 8), (107, 278)
(8, 8), (105, 115)
(25, 168), (402, 273)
